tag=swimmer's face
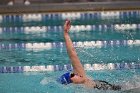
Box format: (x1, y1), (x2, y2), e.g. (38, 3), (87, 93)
(70, 73), (84, 84)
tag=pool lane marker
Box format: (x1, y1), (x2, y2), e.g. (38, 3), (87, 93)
(0, 10), (139, 23)
(0, 40), (140, 50)
(0, 62), (140, 73)
(0, 24), (140, 33)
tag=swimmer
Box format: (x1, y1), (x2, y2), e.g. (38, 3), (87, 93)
(57, 20), (121, 91)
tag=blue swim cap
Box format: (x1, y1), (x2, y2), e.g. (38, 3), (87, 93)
(57, 72), (72, 85)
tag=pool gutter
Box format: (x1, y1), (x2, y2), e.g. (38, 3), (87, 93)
(0, 1), (140, 14)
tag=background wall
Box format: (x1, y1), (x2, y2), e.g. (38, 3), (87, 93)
(1, 0), (140, 5)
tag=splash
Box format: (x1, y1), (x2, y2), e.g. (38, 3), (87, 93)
(122, 75), (140, 91)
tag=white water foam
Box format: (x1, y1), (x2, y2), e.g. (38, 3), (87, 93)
(122, 75), (140, 92)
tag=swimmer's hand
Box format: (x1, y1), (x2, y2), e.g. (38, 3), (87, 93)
(64, 19), (71, 33)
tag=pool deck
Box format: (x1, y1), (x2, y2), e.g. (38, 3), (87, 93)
(0, 1), (140, 14)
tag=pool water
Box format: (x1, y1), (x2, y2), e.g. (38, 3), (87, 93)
(0, 11), (140, 93)
(1, 69), (140, 93)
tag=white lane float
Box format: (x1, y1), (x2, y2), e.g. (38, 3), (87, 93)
(107, 63), (115, 70)
(30, 66), (46, 72)
(25, 43), (52, 50)
(46, 65), (54, 71)
(101, 11), (120, 19)
(70, 25), (92, 32)
(133, 40), (140, 45)
(127, 40), (134, 45)
(24, 26), (46, 33)
(93, 64), (107, 70)
(22, 14), (42, 22)
(115, 24), (137, 30)
(84, 64), (93, 71)
(62, 12), (81, 20)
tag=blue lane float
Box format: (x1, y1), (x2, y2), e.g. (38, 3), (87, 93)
(0, 66), (23, 73)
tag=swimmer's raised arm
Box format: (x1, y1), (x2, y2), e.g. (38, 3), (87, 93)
(64, 20), (86, 78)
(58, 20), (121, 90)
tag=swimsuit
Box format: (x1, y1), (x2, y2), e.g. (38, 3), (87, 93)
(94, 80), (121, 90)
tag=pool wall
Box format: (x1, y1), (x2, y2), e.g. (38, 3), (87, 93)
(0, 1), (140, 14)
